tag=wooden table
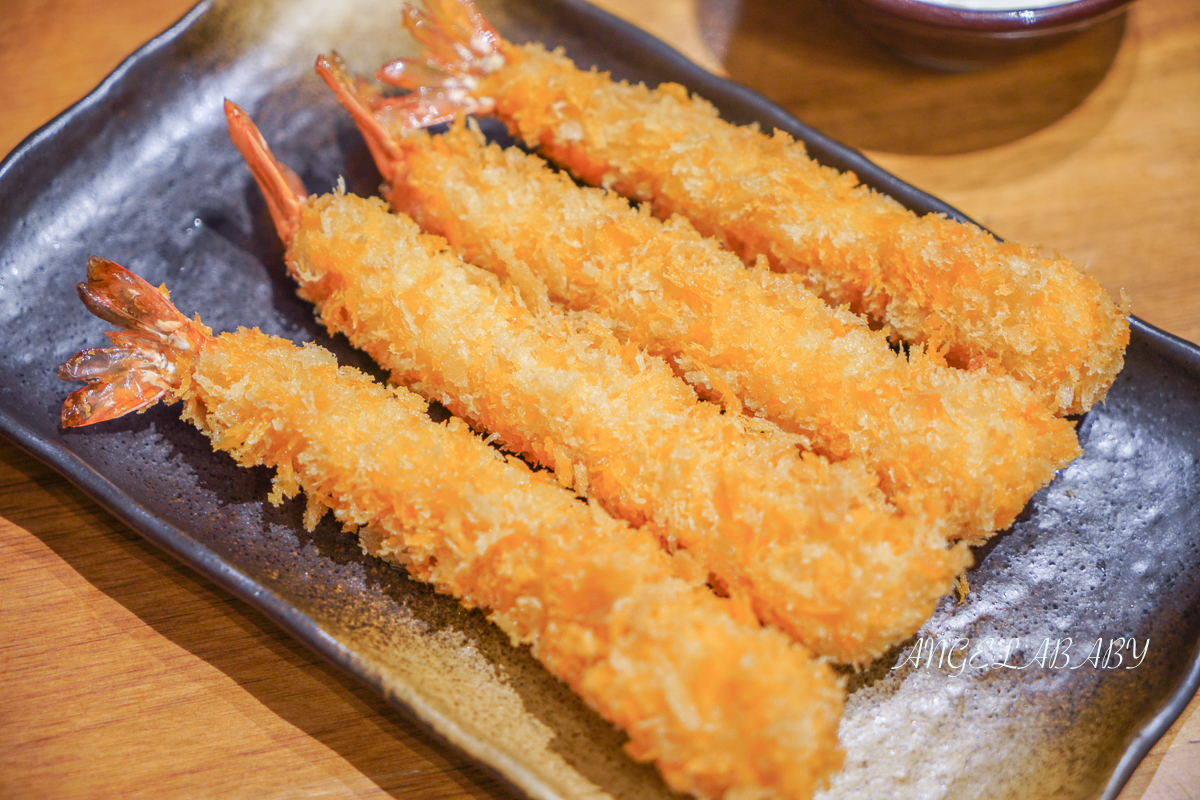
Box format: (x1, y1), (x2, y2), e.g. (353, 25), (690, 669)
(2, 0), (1197, 797)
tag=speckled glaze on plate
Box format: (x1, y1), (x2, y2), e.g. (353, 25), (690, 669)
(0, 1), (1197, 798)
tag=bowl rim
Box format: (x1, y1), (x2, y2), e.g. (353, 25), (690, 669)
(836, 0), (1134, 32)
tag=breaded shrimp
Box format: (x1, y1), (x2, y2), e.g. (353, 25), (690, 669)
(318, 57), (1081, 540)
(59, 256), (847, 800)
(377, 0), (1130, 416)
(225, 100), (971, 665)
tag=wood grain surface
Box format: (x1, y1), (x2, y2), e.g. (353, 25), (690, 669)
(1, 0), (1197, 798)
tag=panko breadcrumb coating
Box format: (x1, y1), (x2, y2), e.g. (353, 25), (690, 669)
(378, 0), (1130, 417)
(225, 101), (972, 665)
(324, 76), (1080, 540)
(59, 257), (846, 800)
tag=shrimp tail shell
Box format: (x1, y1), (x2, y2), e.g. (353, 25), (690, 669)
(364, 0), (502, 129)
(315, 53), (412, 185)
(59, 257), (206, 428)
(392, 0), (505, 79)
(224, 99), (307, 245)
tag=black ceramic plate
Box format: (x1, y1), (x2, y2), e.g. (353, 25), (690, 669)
(1, 1), (1198, 798)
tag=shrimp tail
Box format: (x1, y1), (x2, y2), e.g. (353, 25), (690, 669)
(315, 53), (410, 184)
(223, 99), (307, 246)
(366, 1), (502, 128)
(320, 50), (479, 162)
(59, 257), (207, 427)
(318, 50), (495, 214)
(393, 0), (505, 80)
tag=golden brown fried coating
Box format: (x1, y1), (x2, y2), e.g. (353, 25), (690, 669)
(361, 120), (1080, 540)
(277, 190), (970, 664)
(378, 3), (1128, 415)
(60, 259), (846, 798)
(469, 44), (1130, 415)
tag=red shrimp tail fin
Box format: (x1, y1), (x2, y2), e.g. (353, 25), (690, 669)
(365, 0), (503, 132)
(317, 51), (485, 189)
(394, 0), (505, 79)
(60, 354), (173, 427)
(76, 256), (191, 336)
(60, 257), (205, 428)
(374, 55), (496, 126)
(223, 99), (307, 246)
(315, 53), (410, 184)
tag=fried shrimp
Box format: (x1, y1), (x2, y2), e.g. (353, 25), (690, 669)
(59, 256), (847, 800)
(318, 57), (1081, 540)
(377, 0), (1130, 416)
(225, 100), (971, 665)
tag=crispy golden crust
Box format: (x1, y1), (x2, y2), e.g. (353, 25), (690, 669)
(281, 191), (970, 664)
(476, 44), (1130, 416)
(377, 122), (1081, 539)
(174, 327), (844, 799)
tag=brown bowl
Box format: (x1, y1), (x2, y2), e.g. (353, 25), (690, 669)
(832, 0), (1135, 70)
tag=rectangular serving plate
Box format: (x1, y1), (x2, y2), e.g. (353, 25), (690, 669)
(1, 1), (1199, 798)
